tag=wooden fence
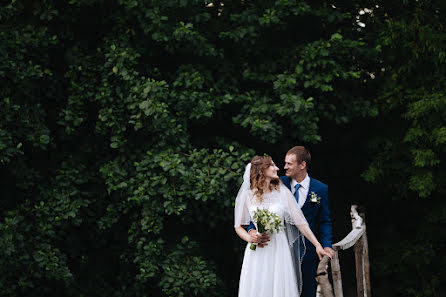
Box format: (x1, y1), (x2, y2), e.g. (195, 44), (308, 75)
(316, 205), (371, 297)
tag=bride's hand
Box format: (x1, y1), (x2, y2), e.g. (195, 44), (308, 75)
(316, 245), (332, 260)
(248, 230), (270, 246)
(248, 230), (261, 244)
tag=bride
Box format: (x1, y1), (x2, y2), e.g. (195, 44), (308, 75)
(234, 156), (330, 297)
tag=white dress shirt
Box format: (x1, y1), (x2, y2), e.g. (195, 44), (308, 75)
(290, 174), (310, 208)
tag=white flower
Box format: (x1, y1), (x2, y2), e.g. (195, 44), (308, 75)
(310, 191), (321, 204)
(265, 222), (271, 230)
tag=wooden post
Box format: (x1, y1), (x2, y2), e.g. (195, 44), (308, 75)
(354, 208), (371, 297)
(330, 248), (343, 297)
(354, 235), (365, 297)
(361, 215), (371, 297)
(316, 256), (334, 297)
(362, 232), (371, 297)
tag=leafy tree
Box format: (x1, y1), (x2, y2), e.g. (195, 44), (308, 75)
(359, 1), (446, 296)
(6, 0), (433, 296)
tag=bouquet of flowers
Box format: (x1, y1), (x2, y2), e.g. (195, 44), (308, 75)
(250, 208), (283, 250)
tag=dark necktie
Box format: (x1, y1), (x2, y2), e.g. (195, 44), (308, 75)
(294, 184), (301, 203)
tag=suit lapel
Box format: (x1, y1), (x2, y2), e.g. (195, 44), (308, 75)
(302, 176), (314, 207)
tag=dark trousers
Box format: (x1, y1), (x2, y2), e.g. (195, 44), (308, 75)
(301, 249), (318, 297)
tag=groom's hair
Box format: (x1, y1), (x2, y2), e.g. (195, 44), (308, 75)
(287, 146), (311, 168)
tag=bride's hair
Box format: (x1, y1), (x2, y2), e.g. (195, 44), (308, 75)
(250, 156), (280, 201)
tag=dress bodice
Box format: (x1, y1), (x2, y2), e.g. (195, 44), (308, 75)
(235, 184), (308, 229)
(248, 191), (287, 223)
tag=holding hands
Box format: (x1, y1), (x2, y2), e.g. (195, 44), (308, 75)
(324, 247), (336, 258)
(315, 246), (333, 260)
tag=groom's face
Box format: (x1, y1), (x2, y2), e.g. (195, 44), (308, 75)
(284, 154), (305, 178)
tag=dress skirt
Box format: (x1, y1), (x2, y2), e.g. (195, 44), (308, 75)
(238, 230), (299, 297)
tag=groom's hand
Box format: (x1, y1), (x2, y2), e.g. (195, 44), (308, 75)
(324, 247), (335, 258)
(248, 230), (270, 247)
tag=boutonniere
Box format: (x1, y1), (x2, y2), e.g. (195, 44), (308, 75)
(309, 191), (321, 204)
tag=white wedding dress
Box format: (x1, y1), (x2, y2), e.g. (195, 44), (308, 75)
(235, 183), (309, 297)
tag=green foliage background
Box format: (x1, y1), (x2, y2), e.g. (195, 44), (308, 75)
(0, 1), (444, 296)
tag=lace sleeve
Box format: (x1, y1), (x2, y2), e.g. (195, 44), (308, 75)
(280, 184), (309, 227)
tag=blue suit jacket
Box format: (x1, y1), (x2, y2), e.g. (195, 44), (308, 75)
(247, 176), (332, 249)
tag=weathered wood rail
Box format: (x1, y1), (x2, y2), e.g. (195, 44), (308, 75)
(316, 205), (371, 297)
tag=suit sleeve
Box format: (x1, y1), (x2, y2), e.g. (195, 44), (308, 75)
(319, 185), (333, 248)
(246, 221), (256, 233)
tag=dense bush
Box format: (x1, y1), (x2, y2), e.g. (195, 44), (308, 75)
(0, 1), (444, 296)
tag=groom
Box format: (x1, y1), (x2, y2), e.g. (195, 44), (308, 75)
(248, 146), (334, 297)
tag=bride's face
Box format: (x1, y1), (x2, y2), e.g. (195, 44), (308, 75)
(264, 162), (279, 180)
